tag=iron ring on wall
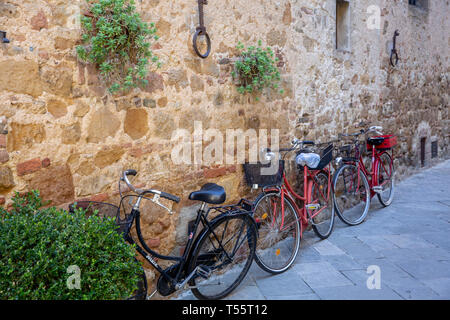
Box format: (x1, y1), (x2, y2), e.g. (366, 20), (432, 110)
(390, 50), (399, 67)
(193, 28), (211, 59)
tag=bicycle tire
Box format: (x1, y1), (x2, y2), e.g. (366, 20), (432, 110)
(252, 192), (301, 274)
(310, 171), (335, 239)
(188, 214), (257, 300)
(376, 152), (395, 207)
(128, 265), (148, 300)
(333, 164), (370, 226)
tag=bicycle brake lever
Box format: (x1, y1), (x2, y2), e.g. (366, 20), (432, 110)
(151, 194), (174, 215)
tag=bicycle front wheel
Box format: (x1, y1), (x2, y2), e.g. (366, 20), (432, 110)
(333, 164), (370, 226)
(376, 152), (395, 207)
(252, 192), (301, 274)
(188, 214), (257, 300)
(310, 171), (335, 239)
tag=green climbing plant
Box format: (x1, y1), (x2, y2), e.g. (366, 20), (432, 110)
(76, 0), (160, 93)
(231, 40), (284, 100)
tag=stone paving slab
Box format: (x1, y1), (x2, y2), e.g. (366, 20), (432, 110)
(422, 278), (450, 299)
(313, 285), (403, 300)
(312, 239), (346, 256)
(292, 261), (353, 289)
(174, 160), (450, 300)
(253, 270), (313, 296)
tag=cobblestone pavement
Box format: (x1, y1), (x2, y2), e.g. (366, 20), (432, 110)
(176, 160), (450, 300)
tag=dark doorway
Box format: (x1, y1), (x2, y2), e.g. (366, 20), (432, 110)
(420, 137), (426, 167)
(431, 141), (438, 158)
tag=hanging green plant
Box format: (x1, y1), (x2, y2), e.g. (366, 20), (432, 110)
(231, 40), (284, 100)
(76, 0), (160, 93)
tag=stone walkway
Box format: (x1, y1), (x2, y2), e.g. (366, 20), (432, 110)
(177, 159), (450, 300)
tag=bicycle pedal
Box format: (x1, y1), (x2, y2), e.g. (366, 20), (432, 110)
(197, 266), (211, 279)
(372, 186), (383, 194)
(306, 204), (320, 211)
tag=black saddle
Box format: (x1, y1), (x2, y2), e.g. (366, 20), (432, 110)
(367, 137), (385, 146)
(189, 183), (226, 204)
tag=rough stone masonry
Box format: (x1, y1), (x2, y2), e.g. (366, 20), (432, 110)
(0, 0), (448, 294)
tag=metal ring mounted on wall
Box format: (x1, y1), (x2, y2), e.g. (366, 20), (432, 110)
(192, 28), (211, 59)
(390, 30), (400, 67)
(390, 51), (399, 67)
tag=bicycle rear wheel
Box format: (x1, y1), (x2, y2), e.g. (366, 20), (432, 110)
(188, 214), (257, 300)
(310, 172), (335, 239)
(333, 164), (370, 226)
(376, 152), (395, 206)
(252, 192), (301, 274)
(128, 264), (148, 300)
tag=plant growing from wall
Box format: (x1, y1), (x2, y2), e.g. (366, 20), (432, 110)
(76, 0), (160, 93)
(231, 40), (283, 100)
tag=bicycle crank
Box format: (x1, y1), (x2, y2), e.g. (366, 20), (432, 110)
(372, 186), (383, 194)
(196, 265), (212, 279)
(306, 204), (321, 211)
(175, 265), (212, 291)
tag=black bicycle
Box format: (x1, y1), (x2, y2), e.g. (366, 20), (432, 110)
(70, 169), (257, 300)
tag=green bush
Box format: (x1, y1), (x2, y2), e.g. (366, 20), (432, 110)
(232, 40), (283, 100)
(0, 191), (142, 300)
(77, 0), (160, 93)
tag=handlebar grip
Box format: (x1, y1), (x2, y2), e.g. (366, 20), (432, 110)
(303, 141), (315, 145)
(125, 169), (137, 176)
(160, 191), (180, 203)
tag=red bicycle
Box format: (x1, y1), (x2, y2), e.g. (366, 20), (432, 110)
(244, 139), (335, 274)
(332, 126), (396, 226)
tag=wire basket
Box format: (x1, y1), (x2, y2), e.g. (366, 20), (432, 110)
(337, 141), (366, 161)
(243, 160), (285, 188)
(297, 144), (334, 170)
(316, 144), (334, 170)
(68, 200), (133, 236)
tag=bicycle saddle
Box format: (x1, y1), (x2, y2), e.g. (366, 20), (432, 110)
(189, 183), (226, 204)
(296, 152), (321, 169)
(367, 137), (385, 146)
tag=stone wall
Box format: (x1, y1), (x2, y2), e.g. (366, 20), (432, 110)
(0, 0), (448, 295)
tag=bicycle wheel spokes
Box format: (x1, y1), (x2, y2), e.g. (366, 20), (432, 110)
(253, 193), (301, 274)
(333, 164), (370, 225)
(310, 172), (335, 239)
(190, 215), (256, 300)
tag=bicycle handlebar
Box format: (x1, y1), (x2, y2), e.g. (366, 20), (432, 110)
(121, 170), (180, 203)
(339, 126), (384, 139)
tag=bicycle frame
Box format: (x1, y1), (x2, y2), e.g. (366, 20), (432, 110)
(123, 202), (211, 289)
(122, 197), (255, 294)
(345, 144), (395, 198)
(263, 164), (333, 236)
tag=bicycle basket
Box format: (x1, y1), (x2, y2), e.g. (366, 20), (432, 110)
(315, 144), (334, 170)
(68, 200), (133, 237)
(68, 201), (119, 219)
(367, 135), (397, 151)
(243, 160), (285, 188)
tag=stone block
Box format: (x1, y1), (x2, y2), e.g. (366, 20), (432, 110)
(17, 158), (42, 176)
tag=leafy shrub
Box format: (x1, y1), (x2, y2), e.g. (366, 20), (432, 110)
(77, 0), (160, 93)
(0, 191), (142, 300)
(232, 40), (283, 100)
